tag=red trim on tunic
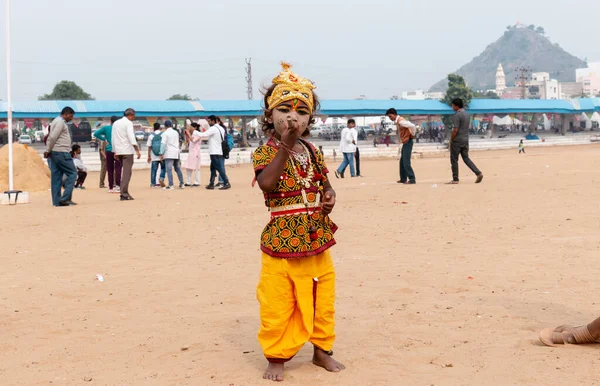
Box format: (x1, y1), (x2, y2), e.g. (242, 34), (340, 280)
(265, 186), (319, 199)
(270, 207), (322, 218)
(261, 239), (337, 259)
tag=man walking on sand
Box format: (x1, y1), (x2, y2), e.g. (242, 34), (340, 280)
(447, 98), (483, 184)
(94, 116), (122, 193)
(199, 115), (231, 190)
(334, 119), (357, 178)
(160, 120), (185, 190)
(386, 108), (417, 184)
(112, 108), (141, 201)
(44, 107), (78, 207)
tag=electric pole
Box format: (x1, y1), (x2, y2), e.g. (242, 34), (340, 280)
(242, 58), (253, 148)
(245, 58), (253, 100)
(515, 66), (532, 99)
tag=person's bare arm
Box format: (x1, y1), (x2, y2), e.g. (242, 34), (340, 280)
(450, 114), (459, 141)
(321, 178), (336, 216)
(256, 119), (300, 192)
(451, 128), (458, 141)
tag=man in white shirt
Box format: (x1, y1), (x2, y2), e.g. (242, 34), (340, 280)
(334, 119), (357, 178)
(198, 115), (230, 190)
(111, 108), (141, 200)
(160, 120), (185, 190)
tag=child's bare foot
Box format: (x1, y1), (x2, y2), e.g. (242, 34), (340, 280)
(312, 347), (345, 373)
(263, 362), (284, 382)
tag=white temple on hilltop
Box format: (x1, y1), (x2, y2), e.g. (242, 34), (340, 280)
(496, 64), (506, 96)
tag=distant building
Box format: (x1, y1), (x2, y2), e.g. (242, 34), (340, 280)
(542, 79), (560, 99)
(495, 64), (506, 95)
(528, 73), (559, 99)
(532, 72), (550, 82)
(500, 87), (523, 100)
(400, 90), (444, 100)
(559, 82), (584, 99)
(425, 91), (444, 100)
(401, 90), (426, 100)
(576, 62), (600, 97)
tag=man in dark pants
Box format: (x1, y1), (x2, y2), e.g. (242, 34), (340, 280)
(386, 108), (417, 184)
(448, 98), (483, 184)
(199, 115), (231, 190)
(354, 147), (361, 177)
(112, 108), (142, 200)
(44, 106), (78, 207)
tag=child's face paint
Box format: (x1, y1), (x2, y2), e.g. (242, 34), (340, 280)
(272, 100), (311, 138)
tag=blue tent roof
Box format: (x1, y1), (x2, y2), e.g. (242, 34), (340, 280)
(1, 98), (599, 119)
(0, 100), (205, 118)
(467, 99), (592, 114)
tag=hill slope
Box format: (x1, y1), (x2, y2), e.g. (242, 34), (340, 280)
(430, 27), (586, 91)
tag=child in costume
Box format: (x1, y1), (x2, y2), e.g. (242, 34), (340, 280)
(252, 63), (345, 382)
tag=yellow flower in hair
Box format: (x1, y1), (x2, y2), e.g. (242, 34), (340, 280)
(267, 62), (316, 112)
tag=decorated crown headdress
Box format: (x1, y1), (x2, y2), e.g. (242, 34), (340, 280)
(267, 62), (316, 112)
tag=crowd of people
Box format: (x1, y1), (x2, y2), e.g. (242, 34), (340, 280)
(42, 96), (487, 209)
(43, 108), (233, 206)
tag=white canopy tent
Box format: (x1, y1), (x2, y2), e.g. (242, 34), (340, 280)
(493, 116), (523, 126)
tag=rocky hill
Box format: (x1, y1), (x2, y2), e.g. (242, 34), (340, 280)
(429, 26), (586, 91)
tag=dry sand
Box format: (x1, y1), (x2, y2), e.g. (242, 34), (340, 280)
(1, 145), (600, 386)
(0, 144), (51, 192)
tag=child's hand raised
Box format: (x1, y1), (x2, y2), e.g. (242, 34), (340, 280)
(281, 117), (302, 148)
(322, 190), (336, 216)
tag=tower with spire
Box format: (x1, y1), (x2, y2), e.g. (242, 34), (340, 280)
(496, 64), (506, 96)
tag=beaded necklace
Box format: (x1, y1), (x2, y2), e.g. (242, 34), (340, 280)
(273, 138), (322, 240)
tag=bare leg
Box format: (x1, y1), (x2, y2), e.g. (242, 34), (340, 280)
(312, 347), (345, 373)
(263, 362), (284, 382)
(589, 317), (600, 339)
(552, 317), (600, 344)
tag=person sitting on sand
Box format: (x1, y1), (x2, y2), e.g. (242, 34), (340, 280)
(540, 317), (600, 346)
(71, 144), (87, 190)
(252, 62), (345, 382)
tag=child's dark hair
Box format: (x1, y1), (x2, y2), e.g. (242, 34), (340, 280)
(70, 144), (81, 157)
(191, 122), (201, 131)
(260, 83), (320, 138)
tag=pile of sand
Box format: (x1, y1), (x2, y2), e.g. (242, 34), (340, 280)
(0, 144), (50, 192)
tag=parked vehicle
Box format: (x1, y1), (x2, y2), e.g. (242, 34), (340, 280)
(135, 131), (146, 141)
(18, 135), (32, 144)
(69, 121), (92, 143)
(358, 125), (376, 138)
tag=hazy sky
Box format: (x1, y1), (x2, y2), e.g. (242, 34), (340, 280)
(1, 0), (599, 101)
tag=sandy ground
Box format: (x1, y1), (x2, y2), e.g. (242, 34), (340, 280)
(2, 145), (600, 386)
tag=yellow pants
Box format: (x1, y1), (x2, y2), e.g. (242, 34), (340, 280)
(257, 250), (336, 362)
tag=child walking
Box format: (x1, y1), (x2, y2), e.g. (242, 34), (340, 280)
(252, 63), (345, 382)
(519, 139), (526, 154)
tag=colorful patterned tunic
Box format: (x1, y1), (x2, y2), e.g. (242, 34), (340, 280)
(252, 139), (338, 259)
